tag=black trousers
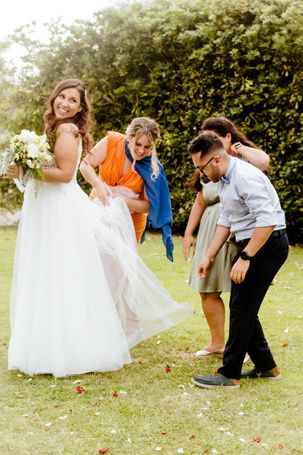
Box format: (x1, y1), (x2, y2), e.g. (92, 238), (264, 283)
(218, 233), (289, 379)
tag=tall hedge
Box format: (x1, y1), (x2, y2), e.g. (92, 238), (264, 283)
(1, 0), (302, 242)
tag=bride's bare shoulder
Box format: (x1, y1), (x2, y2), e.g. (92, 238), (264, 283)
(56, 123), (79, 136)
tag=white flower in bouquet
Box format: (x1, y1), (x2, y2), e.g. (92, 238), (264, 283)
(26, 159), (35, 169)
(27, 143), (40, 159)
(19, 129), (38, 144)
(0, 130), (53, 191)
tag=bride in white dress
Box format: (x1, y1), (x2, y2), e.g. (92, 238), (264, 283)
(5, 79), (192, 377)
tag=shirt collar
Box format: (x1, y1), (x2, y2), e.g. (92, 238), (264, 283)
(221, 157), (236, 184)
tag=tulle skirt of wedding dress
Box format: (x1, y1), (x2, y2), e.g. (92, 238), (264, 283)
(8, 179), (192, 377)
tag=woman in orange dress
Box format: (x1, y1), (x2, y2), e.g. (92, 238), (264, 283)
(80, 117), (174, 260)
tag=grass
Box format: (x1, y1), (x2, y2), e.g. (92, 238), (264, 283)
(0, 227), (303, 455)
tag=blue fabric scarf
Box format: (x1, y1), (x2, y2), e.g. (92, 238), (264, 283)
(125, 141), (174, 261)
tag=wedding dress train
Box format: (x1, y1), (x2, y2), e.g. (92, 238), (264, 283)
(8, 143), (192, 377)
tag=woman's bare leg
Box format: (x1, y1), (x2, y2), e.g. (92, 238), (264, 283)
(199, 291), (225, 352)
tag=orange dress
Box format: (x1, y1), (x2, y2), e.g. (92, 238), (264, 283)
(90, 131), (148, 243)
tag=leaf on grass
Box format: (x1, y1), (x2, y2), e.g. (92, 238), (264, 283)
(277, 444), (284, 449)
(161, 432), (167, 435)
(189, 434), (195, 440)
(282, 343), (289, 348)
(112, 392), (119, 398)
(98, 449), (110, 454)
(165, 365), (171, 373)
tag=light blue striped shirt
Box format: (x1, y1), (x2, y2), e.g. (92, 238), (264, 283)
(217, 157), (286, 241)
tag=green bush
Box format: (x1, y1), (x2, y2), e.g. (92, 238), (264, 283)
(1, 0), (302, 242)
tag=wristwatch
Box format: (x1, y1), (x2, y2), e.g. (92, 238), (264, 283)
(231, 142), (242, 154)
(240, 251), (254, 261)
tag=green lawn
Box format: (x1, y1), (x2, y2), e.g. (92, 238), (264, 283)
(0, 228), (302, 454)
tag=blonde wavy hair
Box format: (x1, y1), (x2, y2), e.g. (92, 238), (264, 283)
(126, 117), (160, 179)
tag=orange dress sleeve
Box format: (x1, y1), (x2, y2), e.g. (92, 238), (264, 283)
(90, 131), (148, 244)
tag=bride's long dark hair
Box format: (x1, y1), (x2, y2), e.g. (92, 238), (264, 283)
(43, 79), (93, 156)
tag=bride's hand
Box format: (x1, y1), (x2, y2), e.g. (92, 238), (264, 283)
(4, 164), (19, 179)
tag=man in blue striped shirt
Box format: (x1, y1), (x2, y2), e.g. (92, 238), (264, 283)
(188, 132), (289, 389)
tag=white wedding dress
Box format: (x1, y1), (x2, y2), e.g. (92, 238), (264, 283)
(8, 141), (192, 377)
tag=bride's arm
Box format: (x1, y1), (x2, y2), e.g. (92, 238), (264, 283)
(42, 124), (79, 183)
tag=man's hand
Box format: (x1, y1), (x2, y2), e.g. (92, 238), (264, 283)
(230, 258), (250, 284)
(197, 255), (214, 278)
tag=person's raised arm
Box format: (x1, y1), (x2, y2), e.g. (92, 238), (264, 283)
(231, 143), (270, 172)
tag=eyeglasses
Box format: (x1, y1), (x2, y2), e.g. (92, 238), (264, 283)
(195, 156), (215, 177)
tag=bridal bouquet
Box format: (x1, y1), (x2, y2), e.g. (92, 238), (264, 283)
(0, 129), (53, 191)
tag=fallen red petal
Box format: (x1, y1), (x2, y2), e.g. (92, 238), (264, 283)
(253, 437), (262, 443)
(98, 449), (110, 454)
(282, 343), (289, 348)
(165, 365), (171, 373)
(112, 392), (119, 398)
(76, 386), (85, 393)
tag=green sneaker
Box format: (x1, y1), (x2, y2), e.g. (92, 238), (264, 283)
(192, 372), (240, 389)
(241, 366), (281, 380)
